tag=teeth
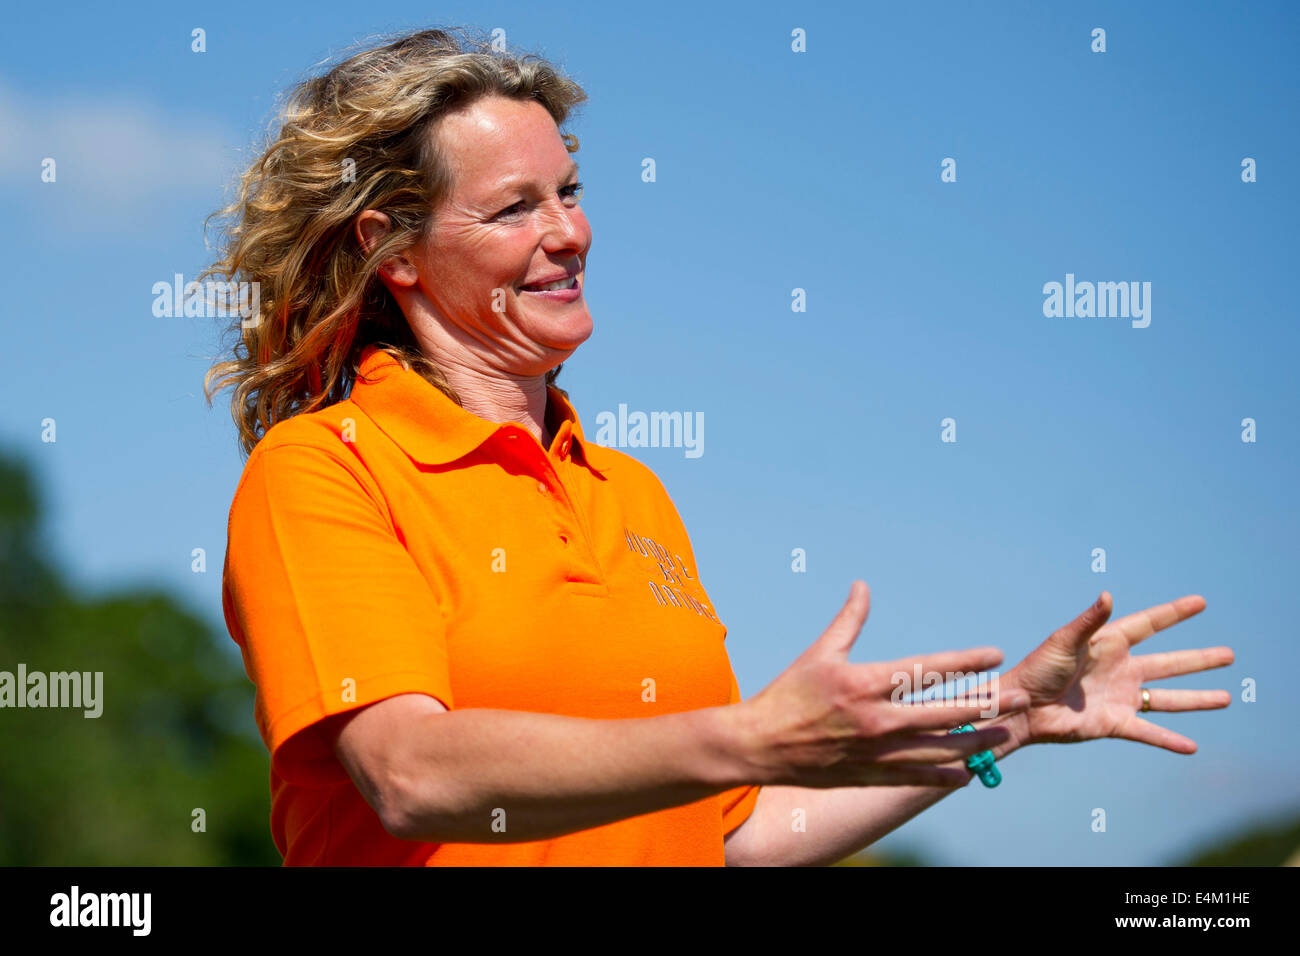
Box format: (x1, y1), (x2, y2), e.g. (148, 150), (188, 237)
(524, 276), (576, 292)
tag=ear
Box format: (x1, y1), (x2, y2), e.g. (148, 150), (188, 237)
(355, 210), (420, 287)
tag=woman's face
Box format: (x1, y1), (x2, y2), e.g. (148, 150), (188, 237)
(403, 94), (593, 376)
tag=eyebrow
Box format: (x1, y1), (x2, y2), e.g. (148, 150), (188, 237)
(484, 160), (581, 203)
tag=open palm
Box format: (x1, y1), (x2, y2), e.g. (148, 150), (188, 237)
(1003, 592), (1234, 754)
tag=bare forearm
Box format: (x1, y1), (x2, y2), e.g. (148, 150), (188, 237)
(728, 710), (1029, 866)
(392, 705), (752, 844)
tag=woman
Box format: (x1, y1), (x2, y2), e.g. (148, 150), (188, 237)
(206, 27), (1235, 866)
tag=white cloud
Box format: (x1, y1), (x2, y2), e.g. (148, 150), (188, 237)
(0, 82), (245, 216)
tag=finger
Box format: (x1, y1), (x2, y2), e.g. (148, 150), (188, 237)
(1111, 595), (1208, 648)
(1140, 688), (1232, 713)
(848, 763), (975, 789)
(1113, 715), (1198, 754)
(1046, 591), (1114, 653)
(882, 689), (1030, 730)
(807, 580), (872, 660)
(868, 727), (1013, 764)
(1138, 646), (1234, 682)
(870, 646), (1006, 694)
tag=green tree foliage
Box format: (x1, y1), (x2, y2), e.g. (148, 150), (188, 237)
(1173, 809), (1300, 867)
(0, 451), (279, 865)
(835, 847), (930, 867)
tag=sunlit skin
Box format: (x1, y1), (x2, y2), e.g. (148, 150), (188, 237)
(724, 584), (1237, 865)
(350, 90), (1237, 865)
(1001, 589), (1234, 752)
(357, 94), (593, 450)
(356, 97), (1236, 752)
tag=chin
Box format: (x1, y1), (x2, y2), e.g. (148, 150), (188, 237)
(523, 310), (594, 350)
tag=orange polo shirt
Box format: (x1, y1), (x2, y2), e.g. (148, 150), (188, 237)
(221, 344), (759, 865)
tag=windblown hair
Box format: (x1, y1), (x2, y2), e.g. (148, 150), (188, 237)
(201, 27), (587, 457)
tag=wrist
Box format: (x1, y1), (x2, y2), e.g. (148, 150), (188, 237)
(979, 668), (1031, 756)
(972, 709), (1029, 760)
(708, 697), (781, 788)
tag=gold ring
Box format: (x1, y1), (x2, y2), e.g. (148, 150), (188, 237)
(1140, 688), (1151, 712)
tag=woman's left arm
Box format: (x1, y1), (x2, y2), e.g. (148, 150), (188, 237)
(724, 591), (1235, 866)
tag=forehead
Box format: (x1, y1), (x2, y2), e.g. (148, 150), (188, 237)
(435, 96), (570, 195)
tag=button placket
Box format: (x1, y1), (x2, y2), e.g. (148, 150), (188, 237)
(505, 421), (603, 582)
(542, 465), (602, 576)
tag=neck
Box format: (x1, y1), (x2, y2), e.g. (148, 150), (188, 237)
(441, 362), (553, 448)
(404, 305), (564, 449)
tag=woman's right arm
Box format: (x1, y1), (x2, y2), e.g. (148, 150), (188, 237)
(324, 581), (1028, 845)
(323, 693), (750, 843)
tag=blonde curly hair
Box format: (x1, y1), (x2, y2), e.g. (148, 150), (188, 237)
(201, 26), (587, 457)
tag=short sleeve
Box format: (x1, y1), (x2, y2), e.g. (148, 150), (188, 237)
(719, 666), (761, 835)
(222, 440), (454, 786)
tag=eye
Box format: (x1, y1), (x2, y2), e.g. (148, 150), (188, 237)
(492, 182), (584, 221)
(493, 200), (526, 220)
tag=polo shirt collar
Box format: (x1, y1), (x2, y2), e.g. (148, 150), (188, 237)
(350, 344), (611, 474)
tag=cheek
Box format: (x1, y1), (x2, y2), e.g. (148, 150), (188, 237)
(430, 229), (525, 285)
(470, 235), (535, 287)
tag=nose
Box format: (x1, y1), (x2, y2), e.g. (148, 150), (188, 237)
(538, 196), (589, 258)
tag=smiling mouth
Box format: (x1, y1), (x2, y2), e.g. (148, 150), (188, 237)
(519, 276), (579, 292)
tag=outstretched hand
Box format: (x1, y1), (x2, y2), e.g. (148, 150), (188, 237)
(1001, 592), (1233, 754)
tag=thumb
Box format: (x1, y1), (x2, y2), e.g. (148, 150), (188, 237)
(807, 580), (872, 660)
(1047, 591), (1114, 652)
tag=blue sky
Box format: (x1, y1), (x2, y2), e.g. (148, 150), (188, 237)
(2, 0), (1296, 865)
